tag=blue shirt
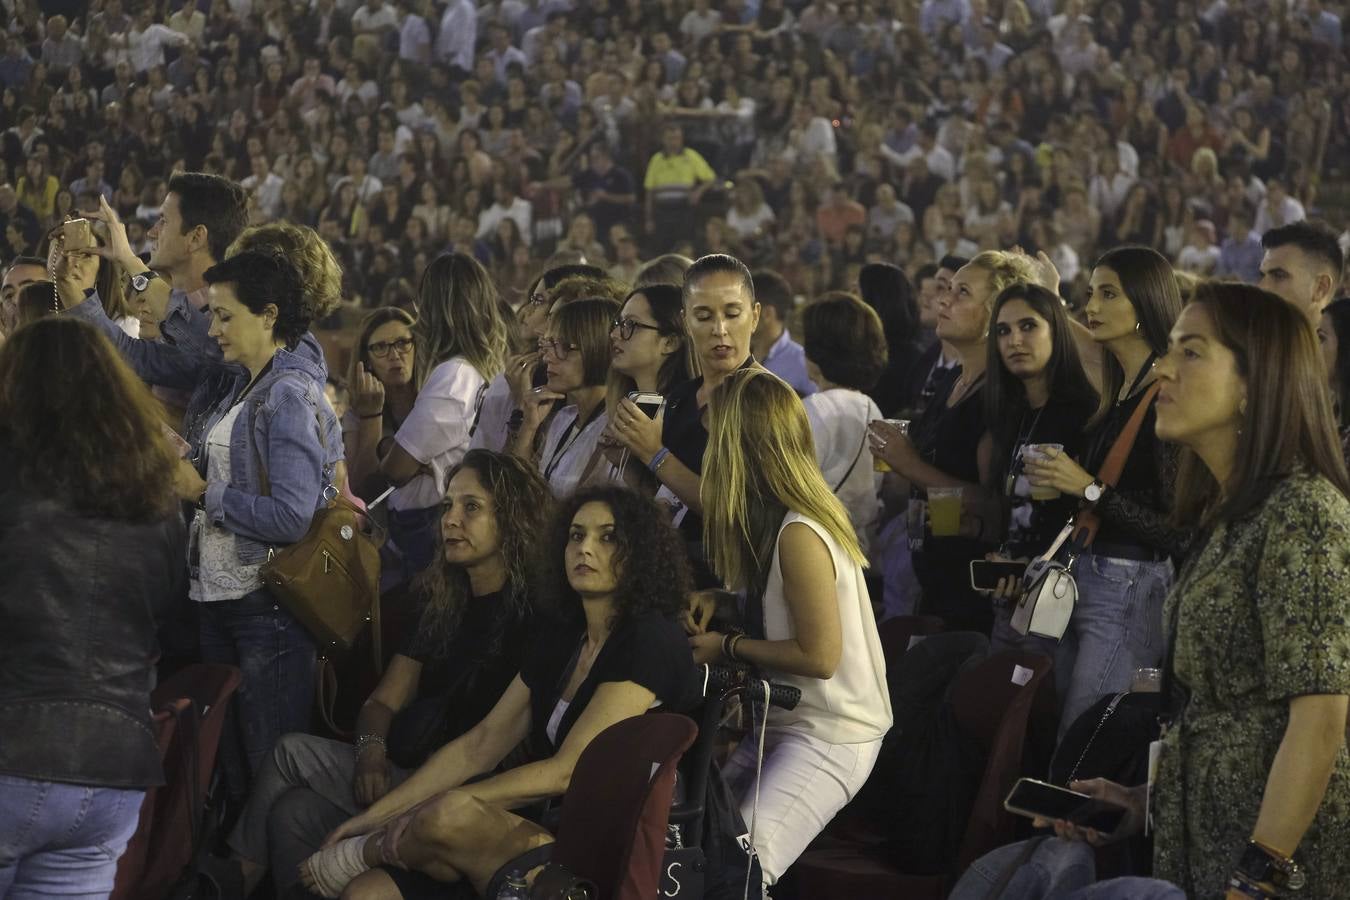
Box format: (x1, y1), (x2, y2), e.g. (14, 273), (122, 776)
(763, 328), (818, 398)
(1216, 234), (1264, 284)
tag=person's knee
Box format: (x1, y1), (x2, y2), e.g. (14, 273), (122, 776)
(270, 732), (321, 781)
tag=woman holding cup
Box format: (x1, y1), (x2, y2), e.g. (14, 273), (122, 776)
(869, 250), (1038, 634)
(1021, 246), (1188, 732)
(982, 282), (1098, 663)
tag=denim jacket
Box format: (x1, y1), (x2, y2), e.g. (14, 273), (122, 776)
(66, 293), (343, 565)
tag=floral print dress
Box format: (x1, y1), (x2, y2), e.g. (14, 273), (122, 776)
(1153, 472), (1350, 899)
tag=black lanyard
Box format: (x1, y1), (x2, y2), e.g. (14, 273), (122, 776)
(543, 403), (604, 481)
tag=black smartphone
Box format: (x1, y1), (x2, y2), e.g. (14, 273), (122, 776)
(1003, 778), (1128, 833)
(969, 559), (1028, 591)
(628, 390), (664, 419)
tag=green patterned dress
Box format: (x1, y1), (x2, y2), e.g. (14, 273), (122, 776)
(1153, 472), (1350, 899)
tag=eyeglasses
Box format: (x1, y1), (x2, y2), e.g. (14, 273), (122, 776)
(527, 291), (550, 307)
(611, 317), (663, 341)
(367, 337), (414, 358)
(538, 337), (580, 359)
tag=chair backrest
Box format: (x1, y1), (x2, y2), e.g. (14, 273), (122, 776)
(950, 651), (1055, 874)
(109, 699), (189, 900)
(135, 664), (243, 899)
(877, 615), (946, 666)
(550, 713), (698, 900)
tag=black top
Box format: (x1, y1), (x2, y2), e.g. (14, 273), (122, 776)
(1080, 387), (1190, 559)
(395, 588), (534, 756)
(520, 613), (693, 754)
(997, 394), (1097, 559)
(870, 337), (928, 418)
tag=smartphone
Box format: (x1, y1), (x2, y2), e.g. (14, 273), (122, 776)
(62, 218), (93, 251)
(627, 391), (664, 419)
(1003, 778), (1128, 833)
(969, 559), (1028, 592)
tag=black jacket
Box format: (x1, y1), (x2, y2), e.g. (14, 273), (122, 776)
(0, 444), (185, 788)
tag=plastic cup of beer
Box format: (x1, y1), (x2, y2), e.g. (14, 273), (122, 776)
(872, 419), (910, 472)
(928, 486), (963, 537)
(1021, 443), (1064, 500)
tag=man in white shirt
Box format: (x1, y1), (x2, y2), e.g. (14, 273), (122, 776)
(352, 0), (399, 36)
(476, 178), (533, 245)
(436, 0), (477, 73)
(1253, 177), (1307, 235)
(484, 23), (528, 83)
(881, 121), (955, 182)
(116, 8), (190, 74)
(522, 11), (567, 66)
(241, 156), (285, 222)
(398, 0), (433, 63)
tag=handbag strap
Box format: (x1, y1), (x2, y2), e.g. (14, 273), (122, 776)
(1071, 381), (1161, 549)
(832, 426), (870, 493)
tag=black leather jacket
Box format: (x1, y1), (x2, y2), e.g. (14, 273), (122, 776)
(0, 445), (185, 789)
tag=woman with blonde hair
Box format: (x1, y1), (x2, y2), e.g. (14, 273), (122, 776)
(693, 368), (891, 886)
(380, 253), (510, 581)
(870, 249), (1037, 633)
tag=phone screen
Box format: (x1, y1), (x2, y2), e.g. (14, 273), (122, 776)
(969, 560), (1028, 591)
(1004, 779), (1127, 833)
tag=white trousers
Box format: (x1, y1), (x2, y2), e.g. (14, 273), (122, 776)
(722, 727), (883, 884)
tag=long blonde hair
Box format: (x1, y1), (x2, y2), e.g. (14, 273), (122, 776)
(702, 369), (864, 593)
(415, 252), (509, 384)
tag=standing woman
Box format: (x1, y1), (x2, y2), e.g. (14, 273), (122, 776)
(608, 254), (761, 560)
(1023, 246), (1187, 730)
(857, 262), (925, 418)
(694, 369), (892, 886)
(188, 251), (340, 797)
(0, 319), (184, 896)
(982, 283), (1099, 657)
(380, 252), (509, 582)
(603, 283), (695, 488)
(511, 297), (622, 497)
(801, 292), (889, 555)
(344, 307), (418, 501)
(1317, 297), (1350, 462)
(869, 250), (1037, 634)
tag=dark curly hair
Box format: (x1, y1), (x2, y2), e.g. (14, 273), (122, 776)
(407, 449), (554, 662)
(201, 250), (311, 349)
(535, 485), (691, 630)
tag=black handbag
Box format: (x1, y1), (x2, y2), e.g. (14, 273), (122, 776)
(529, 863), (597, 899)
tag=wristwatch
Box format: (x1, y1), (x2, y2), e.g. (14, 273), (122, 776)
(1237, 841), (1306, 893)
(1083, 479), (1108, 503)
(130, 270), (160, 293)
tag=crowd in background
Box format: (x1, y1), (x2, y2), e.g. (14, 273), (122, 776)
(2, 2), (1350, 900)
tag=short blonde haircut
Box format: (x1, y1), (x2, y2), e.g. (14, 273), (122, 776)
(965, 250), (1038, 304)
(229, 223), (345, 318)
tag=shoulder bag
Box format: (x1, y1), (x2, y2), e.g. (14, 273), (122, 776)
(1010, 382), (1160, 639)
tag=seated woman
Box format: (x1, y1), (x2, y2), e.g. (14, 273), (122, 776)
(0, 318), (184, 897)
(223, 450), (553, 897)
(299, 485), (696, 899)
(694, 369), (893, 886)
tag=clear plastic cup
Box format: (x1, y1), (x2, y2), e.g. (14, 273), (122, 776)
(872, 419), (910, 472)
(1021, 443), (1064, 500)
(928, 486), (963, 537)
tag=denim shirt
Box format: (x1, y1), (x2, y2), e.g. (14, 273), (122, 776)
(161, 286), (220, 361)
(66, 293), (343, 565)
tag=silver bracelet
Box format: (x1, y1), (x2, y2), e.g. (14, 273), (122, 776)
(355, 733), (387, 755)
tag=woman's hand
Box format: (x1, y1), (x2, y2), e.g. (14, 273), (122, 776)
(174, 459), (206, 503)
(1033, 779), (1146, 847)
(689, 631), (725, 666)
(520, 387), (564, 433)
(610, 397), (665, 467)
(505, 350), (541, 405)
(868, 419), (920, 478)
(353, 748), (391, 806)
(1022, 446), (1095, 499)
(684, 590), (718, 636)
(53, 249), (98, 309)
(351, 366), (385, 418)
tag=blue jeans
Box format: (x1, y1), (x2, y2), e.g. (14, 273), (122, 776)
(950, 838), (1184, 900)
(1056, 553), (1171, 737)
(199, 588), (316, 799)
(0, 774), (144, 899)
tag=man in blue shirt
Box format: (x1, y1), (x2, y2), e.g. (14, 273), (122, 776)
(750, 270), (817, 397)
(1215, 207), (1264, 284)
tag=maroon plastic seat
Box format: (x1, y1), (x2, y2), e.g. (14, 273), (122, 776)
(549, 712), (698, 900)
(110, 699), (188, 900)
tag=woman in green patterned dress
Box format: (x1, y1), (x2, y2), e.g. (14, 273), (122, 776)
(1041, 282), (1350, 900)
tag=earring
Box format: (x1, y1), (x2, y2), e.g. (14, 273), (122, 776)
(1134, 321), (1142, 333)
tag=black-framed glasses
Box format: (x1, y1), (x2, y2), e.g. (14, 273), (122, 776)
(610, 317), (663, 341)
(538, 337), (579, 359)
(527, 291), (550, 307)
(367, 337), (414, 358)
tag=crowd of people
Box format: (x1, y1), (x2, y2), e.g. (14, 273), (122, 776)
(1, 1), (1350, 899)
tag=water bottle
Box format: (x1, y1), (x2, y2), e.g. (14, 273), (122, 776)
(495, 869), (530, 900)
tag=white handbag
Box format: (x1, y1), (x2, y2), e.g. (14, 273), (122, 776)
(1010, 521), (1078, 640)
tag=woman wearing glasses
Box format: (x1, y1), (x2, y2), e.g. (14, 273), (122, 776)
(602, 284), (695, 489)
(344, 307), (418, 501)
(380, 253), (510, 582)
(510, 297), (623, 497)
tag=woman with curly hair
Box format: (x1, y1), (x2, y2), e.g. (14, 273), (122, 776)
(380, 253), (510, 582)
(299, 486), (695, 899)
(223, 450), (553, 898)
(694, 368), (891, 886)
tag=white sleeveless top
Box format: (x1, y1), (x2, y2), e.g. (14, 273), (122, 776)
(761, 511), (892, 743)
